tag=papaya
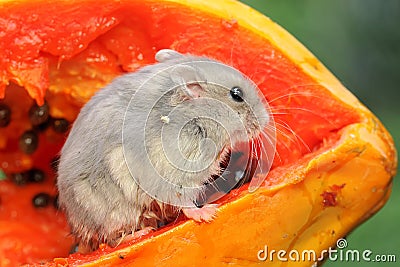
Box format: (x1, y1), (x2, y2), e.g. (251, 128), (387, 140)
(0, 0), (396, 266)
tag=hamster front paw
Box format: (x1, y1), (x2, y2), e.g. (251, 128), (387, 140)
(116, 227), (155, 246)
(182, 204), (219, 222)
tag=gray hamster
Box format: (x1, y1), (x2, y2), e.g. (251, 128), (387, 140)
(57, 49), (271, 251)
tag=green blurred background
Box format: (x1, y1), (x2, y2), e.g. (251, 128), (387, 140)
(240, 0), (399, 266)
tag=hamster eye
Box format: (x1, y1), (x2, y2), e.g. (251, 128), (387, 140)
(230, 86), (244, 102)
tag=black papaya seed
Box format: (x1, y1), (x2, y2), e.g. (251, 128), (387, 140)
(29, 102), (49, 126)
(19, 130), (39, 154)
(32, 192), (51, 208)
(0, 103), (11, 127)
(52, 118), (69, 133)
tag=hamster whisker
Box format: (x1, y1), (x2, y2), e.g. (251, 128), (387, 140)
(228, 34), (240, 67)
(274, 119), (312, 153)
(259, 129), (282, 164)
(197, 189), (208, 206)
(272, 107), (337, 128)
(219, 171), (230, 178)
(261, 126), (291, 165)
(249, 141), (261, 173)
(266, 88), (325, 104)
(267, 111), (291, 116)
(207, 178), (223, 193)
(254, 139), (267, 175)
(259, 136), (274, 166)
(265, 121), (299, 149)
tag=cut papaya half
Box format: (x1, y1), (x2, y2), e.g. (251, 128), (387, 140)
(0, 0), (397, 266)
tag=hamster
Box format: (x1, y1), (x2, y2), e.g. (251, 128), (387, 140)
(57, 49), (272, 251)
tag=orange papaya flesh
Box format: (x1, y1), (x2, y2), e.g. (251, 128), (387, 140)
(0, 0), (396, 266)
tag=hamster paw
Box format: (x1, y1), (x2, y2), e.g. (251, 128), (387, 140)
(182, 204), (219, 222)
(118, 227), (154, 245)
(77, 243), (92, 254)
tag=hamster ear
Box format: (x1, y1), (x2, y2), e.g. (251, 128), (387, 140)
(155, 49), (184, 62)
(170, 65), (206, 99)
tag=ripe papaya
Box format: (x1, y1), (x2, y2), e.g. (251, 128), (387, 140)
(0, 0), (396, 266)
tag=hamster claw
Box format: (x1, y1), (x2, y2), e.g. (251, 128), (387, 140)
(77, 243), (92, 254)
(118, 226), (155, 245)
(182, 204), (219, 222)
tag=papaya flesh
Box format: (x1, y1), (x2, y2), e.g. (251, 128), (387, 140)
(0, 0), (397, 266)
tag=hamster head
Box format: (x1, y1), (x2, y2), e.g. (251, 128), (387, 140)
(157, 49), (271, 148)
